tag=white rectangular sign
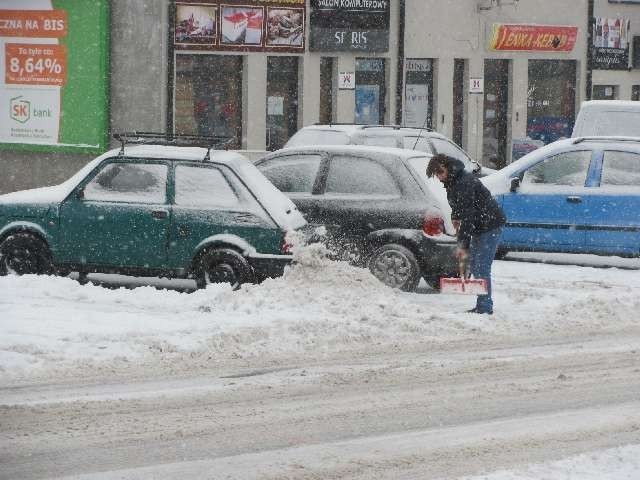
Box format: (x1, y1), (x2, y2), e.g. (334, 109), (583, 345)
(469, 77), (484, 94)
(338, 71), (355, 90)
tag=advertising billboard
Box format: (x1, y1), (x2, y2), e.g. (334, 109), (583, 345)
(489, 24), (578, 52)
(592, 17), (631, 70)
(0, 1), (109, 153)
(309, 0), (390, 52)
(174, 1), (305, 53)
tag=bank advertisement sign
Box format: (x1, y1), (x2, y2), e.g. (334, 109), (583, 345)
(309, 0), (390, 52)
(592, 17), (630, 70)
(0, 1), (109, 152)
(174, 0), (305, 53)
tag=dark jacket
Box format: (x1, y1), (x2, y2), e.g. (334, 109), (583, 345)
(443, 158), (506, 249)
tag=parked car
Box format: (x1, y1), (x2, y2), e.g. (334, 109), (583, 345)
(0, 133), (307, 288)
(255, 145), (459, 291)
(283, 124), (496, 177)
(572, 100), (640, 138)
(482, 136), (640, 257)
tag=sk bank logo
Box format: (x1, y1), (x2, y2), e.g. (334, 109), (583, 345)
(10, 96), (30, 123)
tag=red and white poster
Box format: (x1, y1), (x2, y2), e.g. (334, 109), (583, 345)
(489, 24), (578, 52)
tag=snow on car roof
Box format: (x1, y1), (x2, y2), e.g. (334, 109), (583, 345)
(268, 144), (431, 160)
(579, 100), (640, 109)
(0, 146), (251, 206)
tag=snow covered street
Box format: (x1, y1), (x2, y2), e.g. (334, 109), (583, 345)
(1, 251), (639, 478)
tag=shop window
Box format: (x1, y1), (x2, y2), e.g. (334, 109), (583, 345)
(453, 59), (466, 147)
(403, 59), (433, 129)
(174, 55), (243, 148)
(527, 60), (576, 146)
(633, 36), (640, 69)
(483, 59), (509, 168)
(320, 57), (336, 124)
(633, 85), (640, 101)
(355, 58), (386, 125)
(593, 85), (618, 100)
(267, 56), (299, 151)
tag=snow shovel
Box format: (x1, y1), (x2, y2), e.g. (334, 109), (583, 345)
(439, 257), (488, 295)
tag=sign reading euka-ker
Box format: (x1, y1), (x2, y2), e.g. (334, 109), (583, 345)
(309, 0), (390, 52)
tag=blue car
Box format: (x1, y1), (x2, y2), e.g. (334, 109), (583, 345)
(482, 137), (640, 257)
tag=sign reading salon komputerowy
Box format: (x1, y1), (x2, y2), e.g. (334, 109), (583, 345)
(0, 1), (109, 152)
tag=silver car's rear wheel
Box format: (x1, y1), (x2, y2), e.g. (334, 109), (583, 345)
(368, 244), (421, 292)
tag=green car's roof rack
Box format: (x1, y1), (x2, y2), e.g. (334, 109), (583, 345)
(113, 132), (232, 161)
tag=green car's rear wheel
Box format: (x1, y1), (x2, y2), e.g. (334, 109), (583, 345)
(195, 248), (254, 290)
(0, 232), (52, 276)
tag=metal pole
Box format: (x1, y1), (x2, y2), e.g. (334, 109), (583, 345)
(396, 0), (406, 125)
(586, 0), (594, 100)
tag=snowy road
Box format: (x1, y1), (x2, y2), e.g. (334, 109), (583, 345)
(1, 252), (639, 478)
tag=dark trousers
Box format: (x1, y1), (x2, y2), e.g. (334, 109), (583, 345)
(469, 227), (503, 312)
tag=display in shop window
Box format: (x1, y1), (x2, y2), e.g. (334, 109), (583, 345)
(175, 4), (217, 45)
(221, 6), (262, 45)
(266, 8), (304, 47)
(173, 0), (305, 53)
(592, 17), (630, 70)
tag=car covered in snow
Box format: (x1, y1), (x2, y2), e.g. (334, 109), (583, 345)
(255, 145), (458, 292)
(283, 124), (496, 177)
(572, 100), (640, 138)
(482, 136), (640, 257)
(0, 133), (306, 288)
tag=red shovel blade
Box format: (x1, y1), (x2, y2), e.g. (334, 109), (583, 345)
(439, 277), (488, 295)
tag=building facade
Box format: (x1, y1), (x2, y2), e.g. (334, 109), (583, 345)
(2, 0), (640, 194)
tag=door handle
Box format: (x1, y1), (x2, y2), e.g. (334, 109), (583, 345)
(151, 209), (169, 219)
(566, 196), (582, 204)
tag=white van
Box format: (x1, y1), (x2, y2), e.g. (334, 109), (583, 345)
(572, 100), (640, 137)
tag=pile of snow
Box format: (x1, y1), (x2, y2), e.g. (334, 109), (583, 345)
(1, 245), (639, 380)
(460, 443), (640, 480)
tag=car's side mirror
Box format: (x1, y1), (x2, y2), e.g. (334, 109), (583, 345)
(75, 187), (85, 200)
(509, 177), (521, 192)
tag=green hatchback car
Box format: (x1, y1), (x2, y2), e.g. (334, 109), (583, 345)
(0, 134), (307, 288)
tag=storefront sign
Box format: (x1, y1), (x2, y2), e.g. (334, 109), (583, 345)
(404, 84), (429, 127)
(338, 71), (355, 89)
(0, 3), (109, 152)
(406, 59), (431, 72)
(309, 0), (390, 52)
(592, 17), (630, 70)
(174, 0), (305, 53)
(489, 24), (578, 52)
(469, 78), (484, 94)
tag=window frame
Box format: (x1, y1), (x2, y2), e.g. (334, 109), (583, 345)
(78, 158), (170, 205)
(598, 149), (640, 188)
(319, 153), (402, 197)
(519, 149), (596, 190)
(256, 152), (327, 195)
(173, 163), (244, 209)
